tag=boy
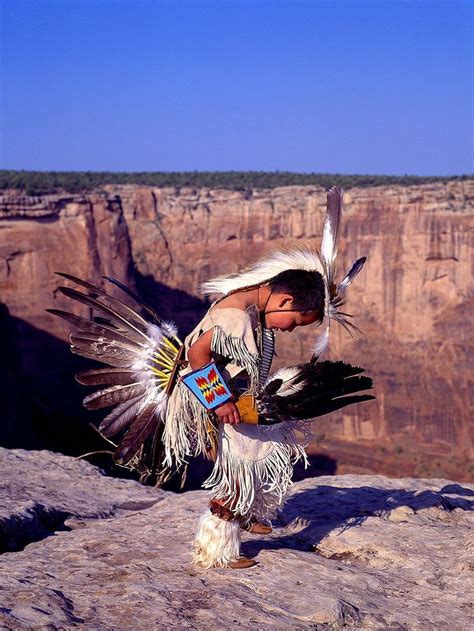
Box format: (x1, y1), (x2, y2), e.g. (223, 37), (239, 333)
(52, 186), (368, 570)
(163, 259), (327, 569)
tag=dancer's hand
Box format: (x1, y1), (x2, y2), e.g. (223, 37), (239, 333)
(214, 401), (241, 425)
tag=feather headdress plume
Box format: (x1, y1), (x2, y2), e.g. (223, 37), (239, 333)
(200, 186), (367, 359)
(317, 186), (366, 357)
(200, 247), (324, 296)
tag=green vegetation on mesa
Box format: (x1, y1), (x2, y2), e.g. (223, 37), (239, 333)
(0, 170), (470, 196)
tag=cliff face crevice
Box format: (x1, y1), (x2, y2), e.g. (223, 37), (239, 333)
(0, 180), (472, 479)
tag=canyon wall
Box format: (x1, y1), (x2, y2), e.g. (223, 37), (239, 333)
(0, 180), (472, 479)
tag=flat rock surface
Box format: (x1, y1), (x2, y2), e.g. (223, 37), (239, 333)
(0, 448), (164, 553)
(0, 448), (473, 630)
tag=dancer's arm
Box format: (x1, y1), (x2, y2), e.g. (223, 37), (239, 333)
(187, 330), (241, 425)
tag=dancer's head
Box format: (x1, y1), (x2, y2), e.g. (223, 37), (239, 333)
(262, 269), (325, 332)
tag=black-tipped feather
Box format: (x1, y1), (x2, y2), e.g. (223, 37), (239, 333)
(337, 257), (367, 293)
(103, 275), (162, 325)
(56, 272), (151, 329)
(57, 286), (150, 344)
(46, 308), (144, 349)
(259, 360), (374, 421)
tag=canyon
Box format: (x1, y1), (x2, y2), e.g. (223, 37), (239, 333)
(0, 179), (472, 480)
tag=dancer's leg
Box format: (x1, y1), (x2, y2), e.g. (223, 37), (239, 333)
(192, 507), (242, 568)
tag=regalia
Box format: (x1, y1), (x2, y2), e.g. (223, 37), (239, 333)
(48, 185), (374, 568)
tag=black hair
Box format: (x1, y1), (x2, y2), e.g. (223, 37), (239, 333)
(267, 269), (325, 315)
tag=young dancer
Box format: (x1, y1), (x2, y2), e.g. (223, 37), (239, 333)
(172, 268), (326, 568)
(49, 186), (372, 570)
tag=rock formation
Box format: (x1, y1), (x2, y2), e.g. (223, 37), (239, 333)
(0, 448), (472, 629)
(0, 180), (472, 479)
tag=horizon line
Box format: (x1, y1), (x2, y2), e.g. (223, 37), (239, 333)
(1, 169), (472, 178)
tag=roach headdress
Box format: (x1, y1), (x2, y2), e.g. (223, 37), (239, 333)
(200, 186), (367, 359)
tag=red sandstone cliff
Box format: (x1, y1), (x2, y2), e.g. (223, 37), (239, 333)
(1, 181), (472, 479)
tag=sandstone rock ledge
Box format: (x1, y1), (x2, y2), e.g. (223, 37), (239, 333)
(0, 448), (472, 630)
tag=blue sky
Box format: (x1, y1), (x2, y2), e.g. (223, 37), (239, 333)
(0, 0), (472, 175)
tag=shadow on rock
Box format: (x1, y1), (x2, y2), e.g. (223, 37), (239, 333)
(242, 483), (474, 559)
(292, 454), (337, 481)
(161, 453), (339, 494)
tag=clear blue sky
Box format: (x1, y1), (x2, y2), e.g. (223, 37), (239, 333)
(0, 0), (472, 175)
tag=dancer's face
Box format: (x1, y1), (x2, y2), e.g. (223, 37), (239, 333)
(264, 294), (322, 332)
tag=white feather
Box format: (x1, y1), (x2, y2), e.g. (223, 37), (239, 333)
(263, 365), (306, 396)
(321, 186), (343, 268)
(312, 326), (329, 359)
(149, 387), (168, 419)
(161, 320), (178, 338)
(199, 186), (364, 362)
(264, 365), (300, 387)
(200, 246), (324, 296)
(337, 256), (367, 294)
(146, 323), (164, 345)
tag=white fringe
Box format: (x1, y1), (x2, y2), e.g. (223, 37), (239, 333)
(163, 382), (209, 467)
(211, 325), (260, 391)
(163, 325), (261, 468)
(202, 422), (310, 522)
(192, 512), (241, 568)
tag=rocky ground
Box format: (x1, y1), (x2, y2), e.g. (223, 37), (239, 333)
(0, 447), (473, 630)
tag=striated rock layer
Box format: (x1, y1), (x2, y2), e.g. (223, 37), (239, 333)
(0, 448), (473, 630)
(0, 181), (472, 479)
